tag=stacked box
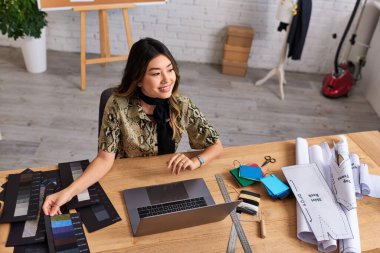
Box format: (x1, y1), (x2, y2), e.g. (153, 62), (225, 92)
(222, 26), (254, 76)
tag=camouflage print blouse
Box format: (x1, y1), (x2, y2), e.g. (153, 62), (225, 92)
(98, 94), (219, 158)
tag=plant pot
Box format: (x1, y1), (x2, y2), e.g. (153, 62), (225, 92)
(21, 27), (47, 73)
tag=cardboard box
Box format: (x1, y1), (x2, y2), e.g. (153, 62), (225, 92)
(221, 59), (248, 76)
(227, 25), (254, 47)
(223, 44), (250, 62)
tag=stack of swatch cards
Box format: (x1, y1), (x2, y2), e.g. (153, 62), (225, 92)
(45, 213), (89, 253)
(0, 159), (121, 252)
(59, 160), (121, 233)
(229, 163), (263, 187)
(230, 163), (291, 199)
(0, 169), (63, 252)
(236, 190), (261, 215)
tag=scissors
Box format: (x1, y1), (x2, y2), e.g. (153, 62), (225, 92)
(261, 156), (276, 167)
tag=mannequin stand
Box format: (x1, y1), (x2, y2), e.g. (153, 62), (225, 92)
(255, 28), (290, 100)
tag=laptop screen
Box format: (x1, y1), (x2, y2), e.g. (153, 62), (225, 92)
(146, 182), (189, 204)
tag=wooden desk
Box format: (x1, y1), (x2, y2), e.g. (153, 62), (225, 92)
(1, 131), (380, 252)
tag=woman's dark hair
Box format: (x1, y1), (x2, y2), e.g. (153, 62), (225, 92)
(116, 37), (180, 95)
(116, 38), (182, 139)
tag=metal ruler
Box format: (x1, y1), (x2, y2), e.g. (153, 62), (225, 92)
(215, 174), (253, 253)
(227, 212), (240, 253)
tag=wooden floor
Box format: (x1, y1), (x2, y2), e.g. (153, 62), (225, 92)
(0, 46), (379, 170)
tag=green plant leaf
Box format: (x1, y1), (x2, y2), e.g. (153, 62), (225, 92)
(0, 0), (47, 40)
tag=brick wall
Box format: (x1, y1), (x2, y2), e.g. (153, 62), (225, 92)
(0, 0), (355, 73)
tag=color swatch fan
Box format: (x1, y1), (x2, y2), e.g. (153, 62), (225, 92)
(44, 213), (90, 253)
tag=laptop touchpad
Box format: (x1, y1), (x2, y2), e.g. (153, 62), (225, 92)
(146, 182), (189, 205)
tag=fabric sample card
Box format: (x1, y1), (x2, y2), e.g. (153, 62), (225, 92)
(260, 174), (290, 199)
(239, 165), (264, 181)
(59, 159), (100, 209)
(237, 190), (261, 215)
(0, 169), (42, 223)
(76, 181), (121, 232)
(13, 173), (33, 217)
(45, 213), (90, 253)
(6, 170), (66, 247)
(70, 162), (91, 202)
(229, 168), (255, 187)
(13, 242), (49, 253)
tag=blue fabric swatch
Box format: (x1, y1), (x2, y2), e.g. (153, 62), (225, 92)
(260, 174), (290, 199)
(239, 165), (263, 181)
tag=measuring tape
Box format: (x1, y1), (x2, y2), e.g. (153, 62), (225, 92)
(215, 174), (253, 253)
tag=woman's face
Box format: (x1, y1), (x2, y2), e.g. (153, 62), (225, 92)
(140, 54), (176, 99)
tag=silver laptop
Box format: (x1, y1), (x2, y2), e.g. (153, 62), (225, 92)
(123, 178), (241, 236)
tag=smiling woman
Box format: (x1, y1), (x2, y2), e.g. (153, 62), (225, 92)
(42, 38), (223, 216)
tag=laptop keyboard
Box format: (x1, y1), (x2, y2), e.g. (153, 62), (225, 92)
(137, 197), (207, 218)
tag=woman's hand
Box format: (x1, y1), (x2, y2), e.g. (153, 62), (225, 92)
(42, 188), (74, 216)
(167, 153), (200, 174)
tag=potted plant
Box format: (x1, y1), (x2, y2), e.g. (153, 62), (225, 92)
(0, 0), (48, 73)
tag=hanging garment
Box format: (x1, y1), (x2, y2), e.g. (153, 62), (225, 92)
(276, 0), (295, 31)
(287, 0), (312, 60)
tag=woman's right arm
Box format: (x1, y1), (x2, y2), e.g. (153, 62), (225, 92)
(42, 150), (115, 216)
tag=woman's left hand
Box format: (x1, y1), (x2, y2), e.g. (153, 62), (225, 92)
(167, 153), (199, 174)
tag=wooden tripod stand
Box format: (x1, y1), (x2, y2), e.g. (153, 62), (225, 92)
(255, 27), (290, 100)
(73, 3), (136, 90)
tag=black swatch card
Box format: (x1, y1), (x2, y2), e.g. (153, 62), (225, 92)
(76, 182), (121, 232)
(0, 170), (42, 223)
(59, 160), (100, 209)
(44, 213), (90, 253)
(6, 170), (66, 247)
(13, 242), (49, 253)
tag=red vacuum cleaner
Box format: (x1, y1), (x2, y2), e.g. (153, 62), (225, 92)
(322, 0), (362, 98)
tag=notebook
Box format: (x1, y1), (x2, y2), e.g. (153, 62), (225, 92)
(123, 178), (241, 236)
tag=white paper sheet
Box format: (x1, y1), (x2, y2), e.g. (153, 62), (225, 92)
(283, 163), (353, 241)
(350, 154), (362, 199)
(350, 153), (380, 198)
(309, 145), (337, 252)
(368, 173), (380, 198)
(292, 135), (365, 253)
(330, 136), (357, 211)
(339, 207), (360, 253)
(296, 138), (317, 245)
(333, 136), (361, 253)
(359, 164), (372, 196)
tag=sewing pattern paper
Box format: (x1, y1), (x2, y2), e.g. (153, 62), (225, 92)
(295, 138), (318, 245)
(330, 136), (356, 210)
(292, 135), (364, 253)
(282, 163), (353, 241)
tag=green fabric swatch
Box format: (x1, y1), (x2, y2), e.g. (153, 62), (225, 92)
(229, 168), (256, 187)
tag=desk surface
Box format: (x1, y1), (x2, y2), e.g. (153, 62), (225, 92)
(1, 131), (380, 252)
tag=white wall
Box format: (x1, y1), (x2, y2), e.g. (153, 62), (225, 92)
(0, 0), (355, 73)
(361, 18), (380, 116)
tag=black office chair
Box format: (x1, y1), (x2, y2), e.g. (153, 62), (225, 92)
(98, 87), (114, 137)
